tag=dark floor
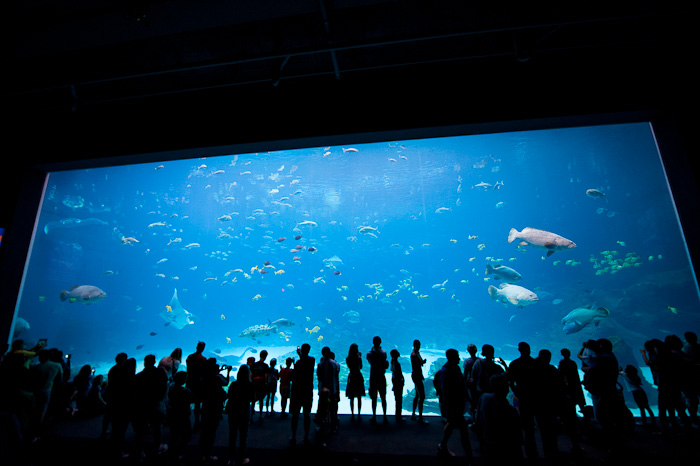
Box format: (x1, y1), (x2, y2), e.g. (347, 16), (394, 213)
(7, 411), (700, 466)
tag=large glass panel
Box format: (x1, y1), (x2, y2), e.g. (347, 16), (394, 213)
(10, 122), (700, 414)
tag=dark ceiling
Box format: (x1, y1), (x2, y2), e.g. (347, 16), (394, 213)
(0, 1), (695, 227)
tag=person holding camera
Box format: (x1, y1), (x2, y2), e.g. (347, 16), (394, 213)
(290, 344), (315, 445)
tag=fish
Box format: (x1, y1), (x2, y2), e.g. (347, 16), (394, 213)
(508, 227), (577, 257)
(432, 279), (448, 289)
(149, 332), (157, 336)
(473, 182), (492, 189)
(495, 202), (506, 209)
(271, 318), (295, 328)
(484, 263), (522, 283)
(148, 222), (167, 228)
(435, 207), (451, 213)
(220, 314), (226, 320)
(586, 189), (607, 201)
(307, 247), (317, 252)
(12, 317), (30, 340)
(668, 306), (678, 314)
(293, 306), (302, 311)
(252, 294), (262, 301)
(296, 220), (318, 228)
(159, 289), (198, 329)
(60, 285), (107, 304)
(343, 310), (360, 323)
(334, 270), (341, 275)
(561, 305), (610, 334)
(136, 345), (145, 350)
(488, 283), (539, 307)
(306, 325), (321, 334)
(278, 237), (286, 242)
(218, 214), (232, 221)
(239, 322), (278, 340)
(342, 148), (359, 152)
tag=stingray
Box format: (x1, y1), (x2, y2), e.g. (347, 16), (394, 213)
(322, 255), (343, 269)
(159, 288), (198, 329)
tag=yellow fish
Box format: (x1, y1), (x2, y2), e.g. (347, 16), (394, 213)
(226, 337), (231, 344)
(306, 316), (311, 321)
(274, 269), (285, 275)
(318, 335), (324, 342)
(220, 314), (226, 320)
(325, 318), (332, 324)
(166, 305), (173, 313)
(468, 235), (478, 240)
(306, 326), (320, 334)
(252, 294), (261, 301)
(668, 306), (678, 314)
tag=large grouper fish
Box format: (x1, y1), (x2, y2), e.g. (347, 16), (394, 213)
(59, 285), (107, 304)
(508, 227), (577, 257)
(488, 283), (539, 308)
(561, 305), (610, 334)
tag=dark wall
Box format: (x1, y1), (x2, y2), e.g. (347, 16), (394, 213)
(1, 3), (697, 343)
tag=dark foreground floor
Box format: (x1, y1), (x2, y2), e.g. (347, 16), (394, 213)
(5, 412), (700, 466)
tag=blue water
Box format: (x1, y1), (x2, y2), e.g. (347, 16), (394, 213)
(11, 122), (700, 412)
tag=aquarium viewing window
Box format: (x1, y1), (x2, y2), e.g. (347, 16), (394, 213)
(8, 122), (700, 415)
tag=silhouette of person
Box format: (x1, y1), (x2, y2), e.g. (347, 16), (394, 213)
(251, 350), (269, 422)
(390, 349), (406, 423)
(435, 348), (473, 461)
(367, 336), (389, 423)
(620, 365), (656, 426)
(279, 357), (294, 418)
(410, 339), (429, 424)
(133, 354), (169, 458)
(167, 371), (195, 463)
(186, 341), (207, 430)
(470, 344), (505, 410)
(345, 343), (365, 421)
(474, 372), (523, 466)
(558, 348), (586, 412)
(265, 358), (279, 415)
(507, 341), (539, 463)
(462, 343), (479, 419)
(290, 343), (315, 445)
(227, 364), (254, 465)
(111, 357), (136, 458)
(585, 338), (624, 444)
(534, 349), (563, 461)
(682, 331), (700, 425)
(198, 358), (230, 462)
(29, 348), (63, 438)
(317, 346), (340, 432)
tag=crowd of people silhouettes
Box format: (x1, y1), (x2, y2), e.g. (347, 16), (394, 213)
(1, 330), (699, 465)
